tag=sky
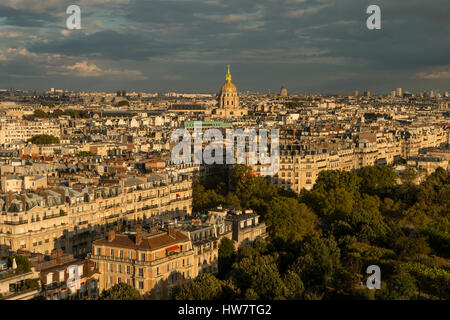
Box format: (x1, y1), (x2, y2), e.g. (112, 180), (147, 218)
(0, 0), (449, 94)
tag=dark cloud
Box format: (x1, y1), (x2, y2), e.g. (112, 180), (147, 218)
(0, 5), (54, 27)
(0, 0), (449, 92)
(29, 30), (179, 61)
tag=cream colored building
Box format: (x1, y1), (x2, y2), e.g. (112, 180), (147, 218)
(89, 226), (196, 299)
(0, 121), (61, 145)
(0, 173), (193, 257)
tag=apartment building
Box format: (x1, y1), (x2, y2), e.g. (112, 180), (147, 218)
(272, 126), (448, 194)
(89, 226), (196, 299)
(0, 120), (61, 145)
(177, 220), (220, 275)
(225, 209), (267, 249)
(34, 249), (99, 300)
(0, 173), (193, 257)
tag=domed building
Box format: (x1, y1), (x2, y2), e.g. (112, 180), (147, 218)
(214, 65), (247, 119)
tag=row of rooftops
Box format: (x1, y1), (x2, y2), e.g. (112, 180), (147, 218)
(0, 172), (191, 213)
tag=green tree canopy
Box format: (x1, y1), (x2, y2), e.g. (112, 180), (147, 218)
(29, 134), (60, 145)
(100, 283), (142, 300)
(7, 255), (32, 272)
(174, 273), (225, 300)
(265, 196), (318, 242)
(218, 237), (236, 278)
(290, 236), (341, 289)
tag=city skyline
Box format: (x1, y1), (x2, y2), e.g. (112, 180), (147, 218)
(0, 0), (449, 93)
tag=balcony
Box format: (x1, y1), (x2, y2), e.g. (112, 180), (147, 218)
(4, 220), (28, 226)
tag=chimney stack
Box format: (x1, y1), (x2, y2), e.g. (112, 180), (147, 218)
(168, 225), (175, 237)
(108, 229), (115, 242)
(136, 231), (143, 245)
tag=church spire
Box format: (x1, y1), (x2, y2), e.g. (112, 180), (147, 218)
(226, 64), (231, 82)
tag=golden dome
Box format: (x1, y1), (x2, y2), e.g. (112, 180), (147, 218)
(220, 64), (237, 93)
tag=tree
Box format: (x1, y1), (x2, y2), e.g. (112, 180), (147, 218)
(290, 236), (341, 289)
(117, 100), (130, 107)
(311, 170), (361, 196)
(379, 271), (417, 300)
(218, 237), (235, 278)
(332, 267), (359, 296)
(358, 166), (397, 195)
(29, 134), (60, 145)
(174, 273), (224, 300)
(282, 270), (305, 299)
(265, 197), (318, 242)
(400, 166), (418, 184)
(100, 283), (142, 300)
(192, 180), (225, 213)
(348, 194), (389, 242)
(230, 254), (289, 299)
(40, 101), (55, 108)
(7, 255), (32, 272)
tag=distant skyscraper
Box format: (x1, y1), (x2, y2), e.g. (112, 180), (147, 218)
(391, 90), (396, 98)
(444, 91), (449, 98)
(122, 90), (127, 97)
(364, 90), (370, 98)
(396, 88), (402, 97)
(430, 90), (435, 98)
(280, 86), (288, 97)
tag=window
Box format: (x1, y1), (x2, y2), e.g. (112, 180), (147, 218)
(108, 263), (113, 272)
(138, 268), (144, 277)
(126, 266), (131, 274)
(117, 264), (122, 273)
(117, 277), (121, 283)
(140, 253), (145, 261)
(156, 267), (160, 276)
(128, 250), (132, 259)
(96, 247), (101, 256)
(110, 249), (114, 257)
(138, 281), (144, 290)
(119, 250), (123, 258)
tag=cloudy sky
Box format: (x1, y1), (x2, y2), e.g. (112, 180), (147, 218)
(0, 0), (449, 94)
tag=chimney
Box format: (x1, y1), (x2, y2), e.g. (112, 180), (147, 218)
(136, 231), (143, 245)
(50, 249), (63, 265)
(168, 225), (175, 237)
(108, 229), (115, 242)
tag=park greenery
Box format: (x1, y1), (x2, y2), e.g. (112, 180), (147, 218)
(178, 165), (450, 300)
(40, 101), (56, 108)
(28, 134), (60, 145)
(116, 100), (130, 107)
(27, 109), (90, 120)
